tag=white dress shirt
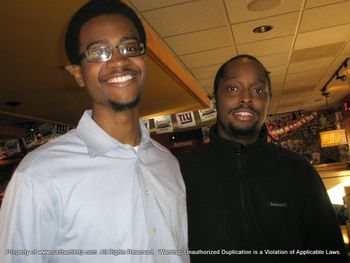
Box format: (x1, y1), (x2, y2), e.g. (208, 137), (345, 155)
(0, 110), (189, 263)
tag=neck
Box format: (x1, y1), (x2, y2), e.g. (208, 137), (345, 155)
(92, 105), (141, 146)
(217, 124), (260, 145)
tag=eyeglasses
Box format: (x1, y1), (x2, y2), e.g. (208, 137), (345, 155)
(79, 42), (145, 63)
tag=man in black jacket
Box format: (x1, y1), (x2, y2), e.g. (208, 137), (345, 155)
(179, 54), (347, 263)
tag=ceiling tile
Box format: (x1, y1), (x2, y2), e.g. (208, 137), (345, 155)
(270, 75), (285, 86)
(322, 54), (349, 78)
(199, 78), (214, 93)
(304, 95), (324, 104)
(128, 0), (190, 11)
(271, 88), (283, 98)
(302, 102), (326, 111)
(165, 27), (233, 55)
(258, 53), (289, 68)
(328, 83), (350, 94)
(294, 24), (350, 50)
(142, 0), (227, 37)
(285, 69), (326, 83)
(224, 0), (302, 24)
(237, 36), (293, 57)
(232, 12), (299, 44)
(316, 74), (333, 90)
(290, 43), (343, 63)
(191, 64), (221, 79)
(305, 0), (345, 8)
(268, 65), (287, 77)
(283, 85), (314, 94)
(279, 93), (309, 104)
(300, 1), (350, 32)
(341, 40), (350, 55)
(180, 47), (236, 69)
(271, 83), (284, 92)
(284, 79), (320, 91)
(288, 57), (335, 74)
(267, 103), (278, 114)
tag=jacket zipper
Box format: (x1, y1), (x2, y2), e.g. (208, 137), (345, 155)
(236, 145), (244, 209)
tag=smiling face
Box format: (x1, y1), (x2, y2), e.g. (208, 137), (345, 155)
(216, 57), (270, 144)
(72, 14), (146, 113)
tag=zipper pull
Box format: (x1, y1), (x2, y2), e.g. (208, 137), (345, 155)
(236, 144), (243, 156)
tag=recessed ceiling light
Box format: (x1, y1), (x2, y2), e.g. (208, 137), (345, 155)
(4, 101), (21, 107)
(247, 0), (282, 11)
(253, 25), (273, 33)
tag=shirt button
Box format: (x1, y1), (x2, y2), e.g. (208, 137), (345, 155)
(151, 227), (157, 234)
(145, 190), (149, 196)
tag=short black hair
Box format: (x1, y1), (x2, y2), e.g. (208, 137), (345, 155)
(213, 54), (271, 98)
(65, 0), (146, 65)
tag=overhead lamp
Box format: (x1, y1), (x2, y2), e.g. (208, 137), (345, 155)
(4, 101), (21, 107)
(321, 88), (330, 98)
(320, 129), (348, 148)
(253, 25), (273, 33)
(247, 0), (282, 11)
(320, 57), (349, 98)
(336, 72), (347, 81)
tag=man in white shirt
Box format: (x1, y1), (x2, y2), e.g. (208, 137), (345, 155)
(0, 1), (189, 262)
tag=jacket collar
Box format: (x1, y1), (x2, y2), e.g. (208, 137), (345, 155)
(76, 110), (165, 157)
(209, 124), (269, 157)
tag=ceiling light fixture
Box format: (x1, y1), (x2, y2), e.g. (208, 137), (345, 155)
(247, 0), (282, 11)
(253, 25), (273, 33)
(319, 58), (350, 148)
(4, 101), (21, 107)
(320, 57), (349, 101)
(336, 72), (347, 81)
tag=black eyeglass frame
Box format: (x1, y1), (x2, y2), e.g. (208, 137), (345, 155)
(78, 42), (145, 62)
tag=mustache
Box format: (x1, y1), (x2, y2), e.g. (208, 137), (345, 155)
(228, 105), (259, 115)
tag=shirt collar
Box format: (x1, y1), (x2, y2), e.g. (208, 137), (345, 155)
(76, 110), (165, 156)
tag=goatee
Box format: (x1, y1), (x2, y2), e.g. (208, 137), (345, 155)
(109, 95), (140, 112)
(229, 125), (258, 138)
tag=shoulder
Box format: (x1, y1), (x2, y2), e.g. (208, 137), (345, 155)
(177, 143), (214, 180)
(263, 142), (318, 180)
(16, 129), (84, 179)
(265, 142), (309, 163)
(178, 143), (213, 165)
(149, 138), (180, 166)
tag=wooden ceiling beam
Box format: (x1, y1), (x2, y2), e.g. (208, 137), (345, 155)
(144, 26), (210, 108)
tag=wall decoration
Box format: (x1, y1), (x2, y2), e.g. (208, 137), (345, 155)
(154, 115), (173, 134)
(4, 139), (21, 157)
(267, 112), (317, 139)
(176, 111), (196, 128)
(198, 108), (217, 122)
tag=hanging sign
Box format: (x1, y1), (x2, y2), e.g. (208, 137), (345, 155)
(176, 111), (196, 128)
(154, 115), (173, 134)
(198, 108), (217, 122)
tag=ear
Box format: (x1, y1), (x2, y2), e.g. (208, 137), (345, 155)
(64, 64), (85, 87)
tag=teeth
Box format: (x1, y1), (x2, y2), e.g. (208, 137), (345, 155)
(107, 75), (133, 84)
(235, 112), (253, 116)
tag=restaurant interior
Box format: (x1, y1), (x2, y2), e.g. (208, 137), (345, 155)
(1, 0), (350, 249)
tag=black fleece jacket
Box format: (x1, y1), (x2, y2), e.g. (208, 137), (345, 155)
(178, 126), (347, 263)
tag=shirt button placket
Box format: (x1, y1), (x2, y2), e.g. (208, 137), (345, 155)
(151, 227), (157, 234)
